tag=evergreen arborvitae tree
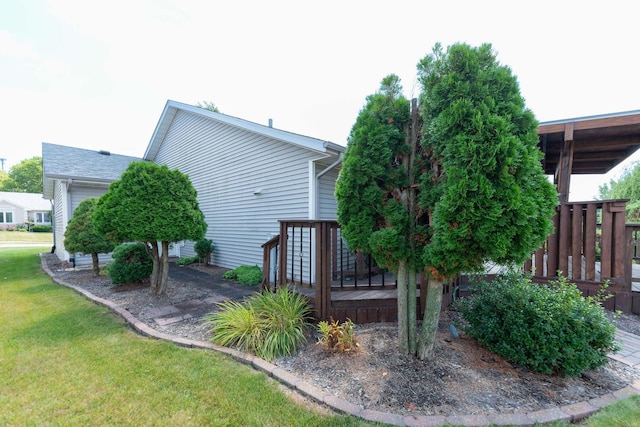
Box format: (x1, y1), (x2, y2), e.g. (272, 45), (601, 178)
(336, 75), (424, 354)
(94, 162), (207, 295)
(64, 198), (115, 276)
(337, 44), (558, 360)
(416, 43), (557, 359)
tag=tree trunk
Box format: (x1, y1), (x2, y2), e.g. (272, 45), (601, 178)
(396, 260), (409, 354)
(147, 241), (160, 293)
(155, 241), (171, 295)
(407, 268), (417, 355)
(416, 275), (444, 360)
(91, 252), (100, 277)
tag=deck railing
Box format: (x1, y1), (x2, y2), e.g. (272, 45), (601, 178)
(262, 220), (454, 321)
(263, 205), (640, 319)
(523, 199), (639, 313)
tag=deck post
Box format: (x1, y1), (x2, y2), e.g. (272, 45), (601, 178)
(601, 202), (613, 279)
(584, 203), (597, 280)
(314, 221), (331, 320)
(278, 221), (288, 288)
(571, 203), (583, 280)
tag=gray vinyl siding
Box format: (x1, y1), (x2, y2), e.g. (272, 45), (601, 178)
(52, 181), (66, 260)
(67, 185), (112, 267)
(316, 164), (340, 220)
(152, 110), (316, 269)
(69, 186), (107, 213)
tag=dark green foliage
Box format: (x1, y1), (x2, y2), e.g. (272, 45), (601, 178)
(418, 43), (557, 279)
(64, 198), (115, 274)
(94, 161), (207, 294)
(176, 256), (199, 266)
(205, 287), (311, 361)
(194, 238), (214, 265)
(30, 225), (52, 232)
(336, 74), (415, 270)
(599, 162), (640, 221)
(222, 265), (262, 286)
(107, 243), (153, 285)
(94, 162), (206, 244)
(458, 273), (619, 376)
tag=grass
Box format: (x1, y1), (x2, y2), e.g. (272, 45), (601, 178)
(0, 231), (53, 244)
(0, 248), (373, 426)
(548, 395), (640, 426)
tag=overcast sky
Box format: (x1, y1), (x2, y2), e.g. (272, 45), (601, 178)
(2, 0), (639, 200)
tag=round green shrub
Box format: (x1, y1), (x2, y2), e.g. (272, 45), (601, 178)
(458, 273), (620, 376)
(107, 243), (153, 285)
(194, 238), (214, 265)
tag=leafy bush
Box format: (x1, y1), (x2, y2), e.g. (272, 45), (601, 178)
(458, 273), (620, 376)
(176, 256), (199, 266)
(317, 318), (360, 353)
(194, 238), (214, 266)
(30, 225), (52, 232)
(222, 265), (262, 286)
(107, 243), (153, 285)
(205, 287), (311, 361)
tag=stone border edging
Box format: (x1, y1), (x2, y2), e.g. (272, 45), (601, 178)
(40, 255), (640, 427)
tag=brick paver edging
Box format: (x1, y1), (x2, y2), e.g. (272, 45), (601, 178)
(40, 255), (640, 427)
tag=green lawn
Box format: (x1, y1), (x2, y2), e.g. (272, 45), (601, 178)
(0, 248), (372, 426)
(2, 248), (638, 426)
(0, 231), (53, 244)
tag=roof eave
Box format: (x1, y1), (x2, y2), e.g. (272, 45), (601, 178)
(144, 100), (346, 161)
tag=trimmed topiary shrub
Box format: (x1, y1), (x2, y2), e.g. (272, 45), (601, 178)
(222, 265), (262, 286)
(30, 225), (52, 232)
(107, 243), (153, 285)
(458, 273), (620, 376)
(194, 238), (214, 266)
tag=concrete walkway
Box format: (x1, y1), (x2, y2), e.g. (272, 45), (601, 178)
(611, 329), (640, 370)
(40, 256), (640, 427)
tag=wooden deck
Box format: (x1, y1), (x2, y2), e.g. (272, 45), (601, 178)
(262, 212), (640, 323)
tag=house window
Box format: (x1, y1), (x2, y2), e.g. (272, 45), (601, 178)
(35, 212), (50, 223)
(0, 211), (14, 224)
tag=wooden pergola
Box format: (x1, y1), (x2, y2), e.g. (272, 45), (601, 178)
(538, 110), (640, 202)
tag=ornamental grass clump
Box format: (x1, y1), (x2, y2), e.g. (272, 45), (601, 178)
(205, 287), (311, 361)
(458, 273), (619, 376)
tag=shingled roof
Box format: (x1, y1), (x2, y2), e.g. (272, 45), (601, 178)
(42, 142), (141, 200)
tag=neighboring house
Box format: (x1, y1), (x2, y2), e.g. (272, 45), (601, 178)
(42, 142), (141, 265)
(143, 100), (345, 269)
(0, 191), (51, 229)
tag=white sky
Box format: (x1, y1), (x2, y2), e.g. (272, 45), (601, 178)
(2, 0), (639, 201)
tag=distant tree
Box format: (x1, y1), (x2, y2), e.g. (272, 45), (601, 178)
(64, 198), (115, 276)
(599, 162), (640, 221)
(0, 170), (9, 188)
(1, 156), (43, 193)
(196, 101), (220, 112)
(93, 162), (207, 295)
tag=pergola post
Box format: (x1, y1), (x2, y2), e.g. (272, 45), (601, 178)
(554, 122), (574, 203)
